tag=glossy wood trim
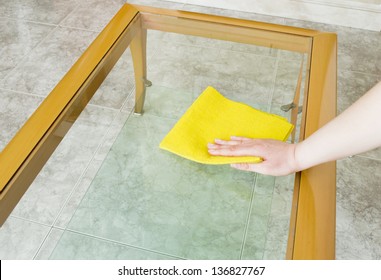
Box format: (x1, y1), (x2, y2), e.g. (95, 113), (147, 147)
(290, 33), (337, 259)
(130, 17), (148, 114)
(135, 4), (317, 53)
(133, 4), (322, 37)
(141, 13), (312, 53)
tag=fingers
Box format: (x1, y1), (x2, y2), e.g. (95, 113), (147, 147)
(213, 136), (252, 146)
(230, 136), (253, 142)
(207, 137), (297, 176)
(207, 138), (261, 157)
(207, 144), (250, 156)
(213, 138), (241, 146)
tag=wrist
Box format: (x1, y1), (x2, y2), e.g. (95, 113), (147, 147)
(292, 142), (306, 172)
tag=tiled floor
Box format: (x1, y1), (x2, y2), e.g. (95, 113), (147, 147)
(0, 0), (380, 259)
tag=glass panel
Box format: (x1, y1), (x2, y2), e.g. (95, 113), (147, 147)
(49, 30), (309, 259)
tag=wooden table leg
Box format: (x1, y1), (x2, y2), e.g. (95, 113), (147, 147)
(130, 22), (149, 115)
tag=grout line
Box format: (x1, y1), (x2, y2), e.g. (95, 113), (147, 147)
(86, 102), (121, 112)
(56, 3), (129, 33)
(0, 16), (60, 28)
(0, 88), (46, 99)
(55, 3), (81, 27)
(52, 227), (185, 260)
(57, 24), (104, 34)
(33, 227), (55, 260)
(7, 215), (52, 228)
(266, 50), (281, 112)
(6, 216), (55, 260)
(239, 174), (257, 259)
(261, 178), (280, 259)
(119, 87), (136, 112)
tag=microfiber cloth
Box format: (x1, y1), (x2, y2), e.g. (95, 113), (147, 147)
(159, 86), (294, 164)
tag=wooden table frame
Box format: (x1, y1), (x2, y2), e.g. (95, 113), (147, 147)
(0, 4), (337, 259)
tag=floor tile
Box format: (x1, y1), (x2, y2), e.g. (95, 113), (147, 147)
(271, 55), (306, 106)
(242, 175), (294, 259)
(359, 147), (381, 162)
(193, 75), (271, 112)
(0, 90), (43, 151)
(0, 217), (50, 260)
(147, 39), (222, 91)
(59, 0), (126, 32)
(337, 71), (381, 161)
(1, 26), (98, 96)
(336, 156), (381, 259)
(242, 193), (273, 259)
(34, 228), (64, 260)
(215, 49), (277, 81)
(49, 230), (179, 259)
(54, 111), (131, 228)
(263, 175), (294, 259)
(338, 70), (380, 113)
(143, 85), (196, 119)
(0, 19), (54, 80)
(193, 49), (278, 109)
(0, 0), (79, 25)
(10, 105), (118, 225)
(336, 28), (381, 76)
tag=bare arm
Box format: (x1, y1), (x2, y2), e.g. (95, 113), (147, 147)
(208, 81), (381, 176)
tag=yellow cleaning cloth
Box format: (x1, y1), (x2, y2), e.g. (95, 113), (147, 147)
(159, 86), (294, 164)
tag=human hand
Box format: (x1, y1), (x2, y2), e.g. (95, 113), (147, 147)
(207, 136), (300, 176)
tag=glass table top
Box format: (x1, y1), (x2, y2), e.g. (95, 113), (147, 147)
(48, 30), (308, 259)
(0, 4), (336, 260)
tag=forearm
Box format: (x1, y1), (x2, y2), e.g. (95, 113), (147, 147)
(295, 81), (381, 170)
